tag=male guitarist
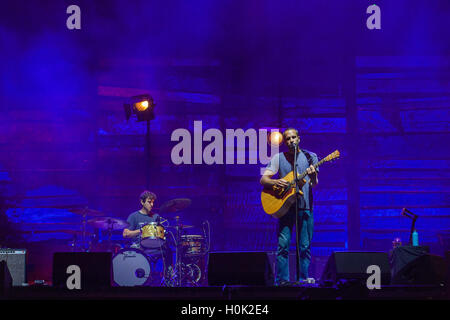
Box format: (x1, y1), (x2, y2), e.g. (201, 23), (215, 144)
(260, 128), (318, 286)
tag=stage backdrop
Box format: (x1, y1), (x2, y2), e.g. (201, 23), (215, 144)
(0, 0), (449, 281)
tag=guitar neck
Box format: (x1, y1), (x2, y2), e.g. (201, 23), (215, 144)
(289, 150), (339, 183)
(297, 157), (326, 180)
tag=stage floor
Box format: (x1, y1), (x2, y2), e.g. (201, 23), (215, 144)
(2, 284), (448, 300)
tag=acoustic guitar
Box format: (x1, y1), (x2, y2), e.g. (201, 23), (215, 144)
(261, 150), (340, 218)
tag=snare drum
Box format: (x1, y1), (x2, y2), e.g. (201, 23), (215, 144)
(112, 248), (152, 286)
(180, 235), (206, 256)
(141, 222), (166, 249)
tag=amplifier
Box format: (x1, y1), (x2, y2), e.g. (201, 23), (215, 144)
(0, 249), (27, 286)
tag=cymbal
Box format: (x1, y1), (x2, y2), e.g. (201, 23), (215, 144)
(70, 208), (105, 217)
(7, 204), (89, 209)
(160, 198), (191, 213)
(166, 224), (194, 229)
(22, 229), (87, 235)
(87, 217), (129, 230)
(57, 230), (87, 235)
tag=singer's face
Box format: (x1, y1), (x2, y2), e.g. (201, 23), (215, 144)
(284, 130), (299, 150)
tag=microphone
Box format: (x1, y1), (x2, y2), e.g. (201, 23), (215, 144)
(289, 141), (298, 150)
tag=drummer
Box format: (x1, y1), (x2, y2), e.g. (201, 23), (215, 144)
(123, 191), (173, 278)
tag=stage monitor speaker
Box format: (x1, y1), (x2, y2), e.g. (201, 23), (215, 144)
(53, 252), (112, 289)
(446, 251), (450, 297)
(208, 252), (274, 286)
(392, 253), (447, 285)
(0, 261), (13, 293)
(321, 251), (391, 286)
(0, 249), (26, 286)
(267, 251), (297, 282)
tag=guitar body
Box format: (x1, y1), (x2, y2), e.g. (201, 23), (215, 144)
(261, 150), (340, 219)
(261, 171), (306, 219)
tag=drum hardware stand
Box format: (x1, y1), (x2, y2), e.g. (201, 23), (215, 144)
(97, 218), (120, 252)
(174, 215), (182, 287)
(81, 208), (88, 252)
(87, 233), (95, 252)
(202, 220), (211, 286)
(169, 217), (209, 287)
(172, 215), (193, 287)
(105, 219), (115, 252)
(70, 234), (77, 252)
(89, 229), (100, 252)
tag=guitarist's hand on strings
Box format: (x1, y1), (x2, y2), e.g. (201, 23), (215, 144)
(273, 179), (289, 188)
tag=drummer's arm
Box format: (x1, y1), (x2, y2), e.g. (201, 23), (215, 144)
(123, 228), (141, 238)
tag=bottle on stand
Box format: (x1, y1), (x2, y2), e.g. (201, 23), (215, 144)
(412, 229), (419, 246)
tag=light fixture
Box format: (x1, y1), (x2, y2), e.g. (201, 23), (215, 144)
(123, 94), (156, 189)
(124, 94), (155, 122)
(268, 131), (283, 146)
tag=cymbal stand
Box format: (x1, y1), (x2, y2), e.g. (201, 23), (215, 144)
(71, 234), (77, 252)
(81, 208), (88, 252)
(175, 215), (182, 287)
(88, 229), (99, 252)
(106, 220), (115, 252)
(202, 220), (211, 284)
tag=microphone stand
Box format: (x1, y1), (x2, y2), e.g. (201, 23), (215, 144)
(401, 208), (419, 245)
(293, 143), (301, 283)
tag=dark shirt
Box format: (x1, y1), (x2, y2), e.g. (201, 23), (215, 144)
(126, 210), (161, 247)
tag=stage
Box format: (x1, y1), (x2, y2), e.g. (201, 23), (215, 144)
(2, 284), (448, 300)
(1, 1), (450, 313)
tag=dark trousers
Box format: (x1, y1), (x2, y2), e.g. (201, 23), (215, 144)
(143, 242), (173, 269)
(276, 207), (314, 283)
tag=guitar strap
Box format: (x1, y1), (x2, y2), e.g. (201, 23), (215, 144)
(300, 149), (314, 211)
(300, 149), (313, 167)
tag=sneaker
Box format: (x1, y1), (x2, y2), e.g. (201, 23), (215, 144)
(277, 280), (292, 287)
(306, 277), (315, 284)
(294, 278), (315, 286)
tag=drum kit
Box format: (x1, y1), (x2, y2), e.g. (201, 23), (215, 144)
(68, 198), (210, 287)
(65, 207), (124, 253)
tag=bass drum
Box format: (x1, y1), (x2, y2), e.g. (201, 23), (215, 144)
(112, 248), (152, 286)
